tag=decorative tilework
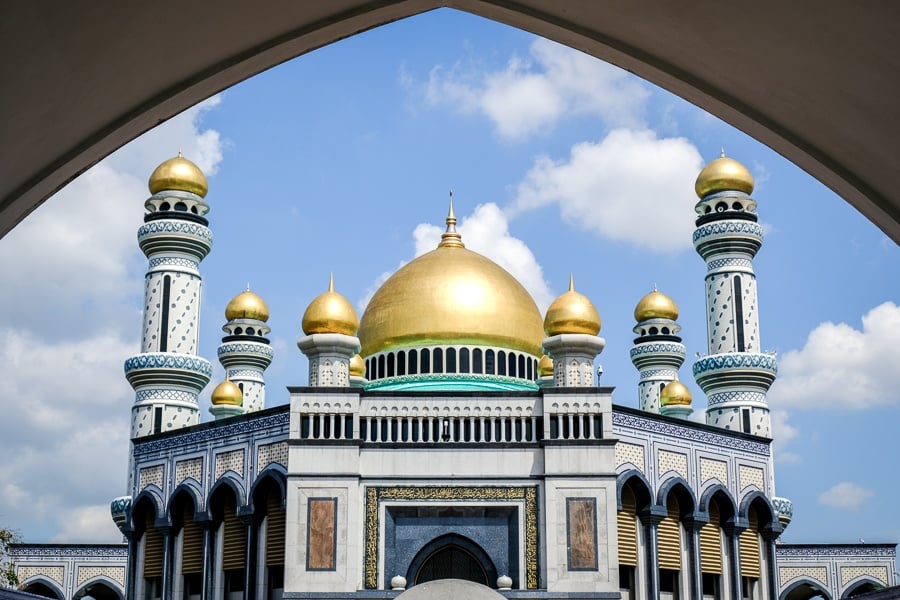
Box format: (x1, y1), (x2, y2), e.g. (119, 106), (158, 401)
(133, 410), (289, 455)
(215, 449), (245, 479)
(780, 566), (827, 587)
(615, 442), (645, 473)
(175, 457), (203, 483)
(139, 465), (164, 490)
(658, 450), (688, 479)
(693, 220), (763, 243)
(693, 352), (778, 376)
(77, 565), (126, 586)
(841, 566), (889, 586)
(612, 410), (770, 455)
(258, 441), (288, 469)
(776, 545), (895, 558)
(18, 565), (65, 586)
(699, 457), (728, 484)
(738, 465), (764, 491)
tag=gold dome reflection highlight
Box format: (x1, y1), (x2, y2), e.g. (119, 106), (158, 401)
(543, 275), (601, 336)
(225, 287), (270, 322)
(634, 288), (679, 322)
(148, 152), (208, 197)
(695, 154), (754, 197)
(301, 274), (359, 336)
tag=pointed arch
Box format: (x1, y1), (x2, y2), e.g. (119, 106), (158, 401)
(249, 464), (287, 513)
(780, 578), (833, 600)
(73, 577), (125, 600)
(406, 532), (498, 588)
(699, 484), (738, 524)
(19, 577), (65, 599)
(207, 473), (247, 513)
(131, 488), (166, 530)
(739, 490), (780, 532)
(842, 578), (883, 598)
(617, 469), (653, 511)
(170, 480), (204, 517)
(656, 476), (698, 515)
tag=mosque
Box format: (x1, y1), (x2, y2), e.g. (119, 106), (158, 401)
(10, 155), (896, 600)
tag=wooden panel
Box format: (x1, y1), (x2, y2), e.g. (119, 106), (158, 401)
(657, 495), (681, 571)
(266, 488), (285, 567)
(143, 512), (163, 579)
(617, 487), (638, 567)
(307, 498), (337, 571)
(739, 506), (760, 578)
(699, 499), (722, 574)
(567, 498), (598, 570)
(181, 504), (204, 575)
(222, 496), (247, 572)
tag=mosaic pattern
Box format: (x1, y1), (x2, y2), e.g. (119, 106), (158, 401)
(738, 465), (765, 491)
(658, 450), (688, 479)
(124, 353), (213, 376)
(218, 342), (275, 359)
(135, 389), (196, 403)
(258, 441), (288, 469)
(693, 353), (778, 376)
(9, 545), (128, 558)
(148, 256), (199, 270)
(841, 566), (889, 587)
(776, 545), (896, 557)
(133, 410), (289, 455)
(612, 410), (770, 455)
(615, 442), (645, 472)
(139, 464), (164, 490)
(77, 565), (126, 586)
(215, 449), (245, 479)
(708, 257), (753, 270)
(693, 220), (763, 243)
(780, 566), (827, 587)
(700, 457), (728, 484)
(706, 390), (767, 407)
(630, 343), (686, 358)
(18, 565), (65, 586)
(175, 457), (203, 483)
(137, 220), (213, 243)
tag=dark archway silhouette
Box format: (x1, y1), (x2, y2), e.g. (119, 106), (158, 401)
(407, 533), (498, 588)
(19, 580), (64, 599)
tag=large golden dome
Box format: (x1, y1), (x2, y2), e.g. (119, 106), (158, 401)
(634, 288), (679, 322)
(148, 152), (208, 197)
(695, 154), (754, 198)
(225, 287), (270, 322)
(358, 205), (544, 357)
(301, 275), (359, 336)
(543, 275), (601, 336)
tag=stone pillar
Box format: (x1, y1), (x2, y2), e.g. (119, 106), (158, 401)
(640, 512), (663, 599)
(160, 525), (173, 599)
(723, 523), (744, 600)
(242, 514), (256, 600)
(683, 517), (705, 600)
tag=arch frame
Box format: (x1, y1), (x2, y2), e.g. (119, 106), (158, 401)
(405, 532), (499, 588)
(74, 576), (126, 600)
(617, 469), (653, 511)
(780, 577), (833, 600)
(19, 575), (66, 600)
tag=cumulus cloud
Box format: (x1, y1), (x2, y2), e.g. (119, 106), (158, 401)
(0, 97), (224, 541)
(425, 38), (649, 139)
(818, 482), (874, 511)
(770, 410), (800, 464)
(512, 129), (703, 252)
(768, 302), (900, 409)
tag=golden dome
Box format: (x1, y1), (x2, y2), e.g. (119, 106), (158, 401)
(543, 275), (601, 336)
(350, 354), (366, 378)
(148, 152), (208, 197)
(660, 379), (692, 407)
(302, 274), (359, 336)
(225, 287), (270, 322)
(634, 288), (679, 322)
(538, 354), (554, 377)
(695, 153), (754, 198)
(358, 202), (545, 357)
(211, 379), (243, 406)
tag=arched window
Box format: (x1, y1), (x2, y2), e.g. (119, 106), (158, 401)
(397, 350), (406, 376)
(378, 355), (386, 380)
(518, 354), (526, 379)
(433, 348), (443, 374)
(407, 534), (498, 588)
(507, 352), (516, 377)
(446, 348), (457, 373)
(387, 353), (395, 377)
(498, 351), (507, 376)
(420, 349), (430, 374)
(408, 350), (418, 375)
(473, 349), (483, 374)
(459, 348), (470, 373)
(484, 350), (494, 375)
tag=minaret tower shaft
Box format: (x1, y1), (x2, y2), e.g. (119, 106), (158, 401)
(630, 288), (685, 413)
(218, 287), (274, 412)
(123, 154), (213, 438)
(691, 154), (776, 435)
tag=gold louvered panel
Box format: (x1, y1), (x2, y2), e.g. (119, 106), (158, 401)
(181, 504), (204, 575)
(266, 488), (286, 567)
(617, 486), (638, 567)
(657, 495), (681, 571)
(739, 507), (761, 578)
(143, 512), (164, 579)
(222, 497), (247, 572)
(699, 499), (723, 574)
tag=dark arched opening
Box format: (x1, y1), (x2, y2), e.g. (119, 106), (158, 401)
(19, 581), (64, 599)
(407, 534), (498, 588)
(75, 580), (124, 600)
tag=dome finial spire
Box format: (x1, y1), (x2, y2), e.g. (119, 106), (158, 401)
(568, 273), (575, 292)
(439, 191), (465, 248)
(720, 146), (726, 158)
(328, 272), (335, 292)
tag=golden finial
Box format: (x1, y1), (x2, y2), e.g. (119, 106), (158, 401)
(720, 146), (725, 158)
(328, 272), (335, 292)
(439, 192), (465, 248)
(568, 273), (575, 292)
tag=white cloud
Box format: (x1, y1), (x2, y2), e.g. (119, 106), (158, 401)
(818, 482), (874, 511)
(425, 38), (649, 140)
(513, 129), (704, 252)
(771, 410), (801, 464)
(768, 302), (900, 409)
(0, 98), (224, 541)
(359, 202), (554, 315)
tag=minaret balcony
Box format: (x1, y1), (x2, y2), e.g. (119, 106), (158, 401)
(124, 352), (212, 393)
(692, 352), (777, 393)
(137, 218), (213, 261)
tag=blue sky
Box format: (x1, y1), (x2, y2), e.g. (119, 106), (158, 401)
(0, 9), (897, 549)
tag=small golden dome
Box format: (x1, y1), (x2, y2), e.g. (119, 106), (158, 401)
(211, 379), (243, 406)
(225, 287), (270, 322)
(350, 354), (366, 378)
(634, 288), (679, 322)
(543, 275), (601, 336)
(695, 154), (754, 198)
(148, 152), (208, 197)
(660, 379), (692, 406)
(358, 202), (544, 357)
(302, 275), (359, 336)
(538, 354), (554, 377)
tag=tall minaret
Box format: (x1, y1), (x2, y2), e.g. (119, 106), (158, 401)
(218, 287), (274, 412)
(629, 288), (685, 413)
(123, 154), (213, 438)
(542, 275), (605, 387)
(691, 154), (777, 436)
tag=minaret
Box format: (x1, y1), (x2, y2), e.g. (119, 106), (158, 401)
(218, 287), (274, 412)
(123, 154), (213, 439)
(297, 275), (360, 387)
(691, 154), (776, 435)
(630, 288), (686, 413)
(542, 275), (605, 387)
